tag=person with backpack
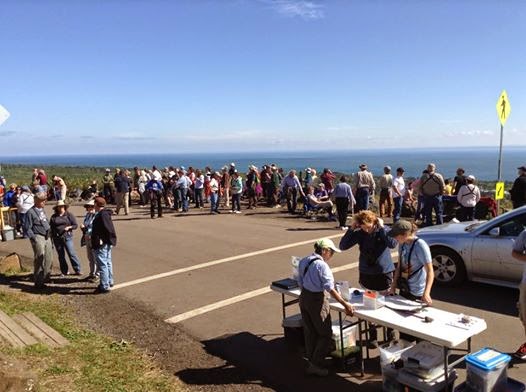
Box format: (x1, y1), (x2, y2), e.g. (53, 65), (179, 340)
(297, 238), (354, 377)
(339, 210), (397, 346)
(146, 176), (164, 219)
(419, 163), (445, 226)
(457, 175), (481, 221)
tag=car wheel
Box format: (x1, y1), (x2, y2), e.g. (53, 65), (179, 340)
(431, 246), (467, 286)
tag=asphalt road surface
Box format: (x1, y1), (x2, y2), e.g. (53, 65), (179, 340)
(2, 202), (525, 390)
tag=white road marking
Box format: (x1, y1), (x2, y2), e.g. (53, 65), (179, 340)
(163, 250), (399, 324)
(164, 260), (369, 324)
(113, 233), (345, 290)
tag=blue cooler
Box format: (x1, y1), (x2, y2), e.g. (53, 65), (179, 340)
(455, 378), (525, 392)
(464, 348), (511, 392)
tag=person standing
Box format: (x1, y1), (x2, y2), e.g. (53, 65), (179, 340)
(246, 165), (258, 209)
(339, 210), (397, 346)
(146, 176), (164, 219)
(221, 167), (231, 208)
(269, 165), (281, 208)
(209, 172), (221, 214)
(457, 175), (481, 221)
(392, 167), (406, 223)
(388, 220), (434, 304)
(378, 166), (393, 218)
(37, 169), (48, 194)
(230, 170), (243, 214)
(320, 168), (336, 195)
(512, 228), (526, 359)
(50, 200), (82, 276)
(91, 197), (117, 294)
(23, 192), (53, 290)
(80, 200), (97, 281)
(452, 168), (467, 196)
(15, 185), (34, 238)
(281, 170), (305, 214)
(102, 169), (115, 204)
(52, 176), (67, 201)
(298, 238), (354, 377)
(333, 176), (355, 230)
(510, 166), (526, 209)
(194, 169), (205, 209)
(353, 164), (375, 212)
(114, 170), (130, 215)
(419, 163), (445, 226)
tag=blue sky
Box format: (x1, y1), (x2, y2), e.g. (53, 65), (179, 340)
(1, 0), (525, 154)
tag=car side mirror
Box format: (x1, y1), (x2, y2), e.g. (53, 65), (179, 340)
(488, 227), (500, 237)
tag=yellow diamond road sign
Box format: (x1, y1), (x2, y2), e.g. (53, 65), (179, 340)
(496, 90), (511, 126)
(495, 181), (505, 200)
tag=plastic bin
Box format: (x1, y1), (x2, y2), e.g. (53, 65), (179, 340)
(282, 314), (303, 347)
(454, 377), (525, 392)
(1, 228), (14, 241)
(331, 321), (358, 351)
(380, 339), (415, 367)
(398, 369), (457, 392)
(402, 341), (445, 380)
(465, 348), (511, 392)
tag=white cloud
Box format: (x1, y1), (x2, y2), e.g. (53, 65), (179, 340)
(444, 129), (495, 137)
(264, 0), (325, 20)
(183, 130), (263, 142)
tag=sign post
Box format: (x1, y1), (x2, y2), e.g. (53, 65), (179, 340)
(495, 90), (511, 214)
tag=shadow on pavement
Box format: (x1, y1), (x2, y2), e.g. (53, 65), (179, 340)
(194, 332), (382, 392)
(432, 282), (518, 316)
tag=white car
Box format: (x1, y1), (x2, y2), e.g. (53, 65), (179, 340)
(417, 206), (526, 288)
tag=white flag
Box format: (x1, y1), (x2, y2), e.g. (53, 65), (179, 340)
(0, 105), (10, 126)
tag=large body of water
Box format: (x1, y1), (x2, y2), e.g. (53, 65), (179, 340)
(2, 147), (525, 181)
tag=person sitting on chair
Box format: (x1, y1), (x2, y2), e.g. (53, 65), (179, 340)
(306, 186), (336, 220)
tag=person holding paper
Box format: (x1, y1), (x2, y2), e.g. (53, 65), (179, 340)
(297, 238), (354, 377)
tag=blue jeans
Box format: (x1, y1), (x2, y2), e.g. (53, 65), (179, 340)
(393, 197), (403, 222)
(180, 188), (189, 211)
(194, 188), (204, 208)
(356, 188), (370, 211)
(423, 195), (443, 226)
(53, 236), (82, 275)
(19, 212), (28, 237)
(232, 193), (241, 211)
(95, 244), (113, 291)
(210, 192), (219, 212)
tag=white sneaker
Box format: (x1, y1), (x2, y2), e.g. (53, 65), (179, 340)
(341, 226), (348, 231)
(235, 210), (242, 214)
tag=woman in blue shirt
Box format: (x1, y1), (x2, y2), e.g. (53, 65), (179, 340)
(388, 220), (434, 305)
(298, 238), (354, 377)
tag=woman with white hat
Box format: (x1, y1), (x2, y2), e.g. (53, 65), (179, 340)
(50, 200), (82, 276)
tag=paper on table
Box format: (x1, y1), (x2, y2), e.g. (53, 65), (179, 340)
(384, 295), (424, 312)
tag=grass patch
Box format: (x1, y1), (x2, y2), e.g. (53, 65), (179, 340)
(0, 290), (188, 392)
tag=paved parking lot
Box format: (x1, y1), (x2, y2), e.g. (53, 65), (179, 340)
(2, 203), (525, 389)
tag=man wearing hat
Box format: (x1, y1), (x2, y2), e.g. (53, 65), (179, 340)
(298, 238), (354, 377)
(456, 175), (481, 221)
(419, 163), (445, 226)
(23, 192), (53, 289)
(353, 164), (375, 212)
(15, 185), (34, 238)
(510, 166), (526, 209)
(378, 166), (393, 218)
(81, 200), (97, 280)
(91, 197), (117, 293)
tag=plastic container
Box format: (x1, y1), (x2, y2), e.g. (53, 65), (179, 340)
(1, 228), (14, 241)
(382, 364), (403, 392)
(402, 341), (445, 380)
(455, 377), (525, 392)
(332, 321), (358, 351)
(380, 339), (415, 367)
(465, 348), (511, 392)
(282, 314), (303, 347)
(398, 369), (457, 392)
(363, 290), (385, 309)
(291, 256), (300, 281)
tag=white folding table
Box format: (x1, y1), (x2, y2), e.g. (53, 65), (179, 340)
(270, 284), (487, 388)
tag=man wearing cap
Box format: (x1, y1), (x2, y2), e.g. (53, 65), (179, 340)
(510, 166), (526, 209)
(378, 166), (393, 218)
(392, 167), (406, 223)
(353, 164), (375, 212)
(91, 197), (117, 293)
(298, 238), (354, 377)
(16, 185), (34, 238)
(23, 192), (53, 290)
(419, 163), (445, 226)
(457, 175), (481, 221)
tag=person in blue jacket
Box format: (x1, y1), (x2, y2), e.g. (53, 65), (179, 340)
(146, 177), (164, 219)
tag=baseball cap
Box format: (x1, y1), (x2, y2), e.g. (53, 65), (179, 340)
(467, 175), (475, 181)
(518, 166), (526, 171)
(315, 238), (341, 253)
(388, 220), (413, 237)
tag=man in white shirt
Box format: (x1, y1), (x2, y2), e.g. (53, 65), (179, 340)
(392, 167), (406, 223)
(456, 175), (481, 221)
